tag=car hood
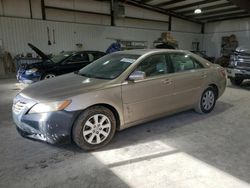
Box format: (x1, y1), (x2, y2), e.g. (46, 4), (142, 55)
(28, 43), (50, 61)
(19, 60), (54, 70)
(20, 73), (114, 102)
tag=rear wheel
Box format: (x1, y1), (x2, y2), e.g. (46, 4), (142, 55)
(42, 73), (56, 80)
(230, 77), (243, 86)
(195, 87), (217, 114)
(72, 106), (116, 151)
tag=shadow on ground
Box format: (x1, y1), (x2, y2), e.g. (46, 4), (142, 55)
(227, 80), (250, 90)
(56, 100), (250, 185)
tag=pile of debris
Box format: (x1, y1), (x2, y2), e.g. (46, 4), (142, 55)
(0, 50), (16, 78)
(154, 32), (178, 49)
(215, 34), (238, 67)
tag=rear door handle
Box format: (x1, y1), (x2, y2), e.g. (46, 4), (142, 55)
(162, 79), (172, 85)
(201, 73), (207, 78)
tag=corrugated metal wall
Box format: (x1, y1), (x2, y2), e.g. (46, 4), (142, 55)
(0, 17), (202, 55)
(203, 17), (250, 57)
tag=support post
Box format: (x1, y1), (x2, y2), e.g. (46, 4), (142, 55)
(41, 0), (46, 20)
(110, 0), (115, 26)
(201, 23), (205, 34)
(29, 0), (33, 19)
(168, 15), (172, 31)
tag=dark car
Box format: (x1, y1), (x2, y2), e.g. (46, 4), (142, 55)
(17, 43), (105, 83)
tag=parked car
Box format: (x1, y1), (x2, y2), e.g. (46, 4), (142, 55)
(191, 51), (215, 63)
(12, 49), (226, 150)
(227, 46), (250, 85)
(17, 43), (105, 83)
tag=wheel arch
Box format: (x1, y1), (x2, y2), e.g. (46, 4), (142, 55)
(92, 103), (121, 131)
(208, 83), (219, 99)
(73, 103), (121, 131)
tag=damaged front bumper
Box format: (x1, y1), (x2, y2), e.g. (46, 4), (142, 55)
(17, 70), (41, 84)
(12, 95), (80, 144)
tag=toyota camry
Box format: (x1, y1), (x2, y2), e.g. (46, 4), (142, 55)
(12, 49), (226, 150)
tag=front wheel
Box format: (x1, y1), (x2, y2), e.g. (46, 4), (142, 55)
(195, 87), (217, 114)
(42, 73), (56, 80)
(72, 106), (116, 151)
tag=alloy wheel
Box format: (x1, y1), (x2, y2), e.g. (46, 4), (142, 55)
(202, 90), (215, 111)
(44, 74), (56, 79)
(82, 114), (111, 145)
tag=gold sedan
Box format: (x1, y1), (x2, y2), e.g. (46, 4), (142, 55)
(13, 49), (227, 150)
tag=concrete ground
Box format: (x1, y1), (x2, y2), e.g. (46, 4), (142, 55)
(0, 78), (249, 188)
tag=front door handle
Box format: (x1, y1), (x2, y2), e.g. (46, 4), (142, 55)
(162, 79), (172, 85)
(201, 73), (207, 78)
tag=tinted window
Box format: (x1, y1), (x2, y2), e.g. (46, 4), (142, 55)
(71, 53), (89, 62)
(94, 52), (105, 59)
(169, 53), (203, 72)
(51, 51), (73, 63)
(88, 53), (95, 62)
(135, 54), (169, 78)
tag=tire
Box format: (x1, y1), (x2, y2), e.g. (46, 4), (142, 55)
(42, 73), (56, 80)
(72, 106), (116, 151)
(230, 77), (243, 86)
(195, 87), (217, 114)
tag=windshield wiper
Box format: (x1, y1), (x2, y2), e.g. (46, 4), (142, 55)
(90, 76), (110, 80)
(75, 72), (110, 79)
(76, 72), (94, 78)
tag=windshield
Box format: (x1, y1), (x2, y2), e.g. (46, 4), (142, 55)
(51, 51), (73, 63)
(78, 53), (140, 79)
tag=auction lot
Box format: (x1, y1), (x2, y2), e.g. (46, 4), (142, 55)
(0, 78), (249, 188)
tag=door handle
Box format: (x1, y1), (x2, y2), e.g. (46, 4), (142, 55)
(162, 79), (172, 85)
(201, 73), (207, 78)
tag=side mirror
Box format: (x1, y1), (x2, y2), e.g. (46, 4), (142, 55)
(128, 71), (146, 81)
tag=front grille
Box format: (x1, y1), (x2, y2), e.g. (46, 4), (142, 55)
(237, 55), (250, 60)
(237, 62), (250, 67)
(13, 101), (27, 114)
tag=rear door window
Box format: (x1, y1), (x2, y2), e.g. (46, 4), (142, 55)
(169, 53), (203, 72)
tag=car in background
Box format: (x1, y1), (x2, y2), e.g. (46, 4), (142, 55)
(17, 43), (105, 84)
(12, 49), (226, 150)
(191, 51), (215, 63)
(227, 46), (250, 85)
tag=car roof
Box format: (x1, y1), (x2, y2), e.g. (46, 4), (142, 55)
(113, 49), (212, 68)
(114, 49), (189, 56)
(61, 51), (105, 54)
(75, 51), (105, 53)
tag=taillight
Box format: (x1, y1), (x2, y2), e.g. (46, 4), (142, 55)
(218, 67), (226, 77)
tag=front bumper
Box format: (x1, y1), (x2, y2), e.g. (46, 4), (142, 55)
(17, 70), (41, 84)
(227, 67), (250, 79)
(12, 95), (81, 144)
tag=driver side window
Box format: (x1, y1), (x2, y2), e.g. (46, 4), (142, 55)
(135, 54), (168, 78)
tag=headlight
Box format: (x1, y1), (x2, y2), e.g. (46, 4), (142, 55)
(28, 100), (71, 114)
(230, 55), (237, 66)
(25, 68), (38, 75)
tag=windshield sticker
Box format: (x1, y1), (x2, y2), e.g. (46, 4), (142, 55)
(120, 58), (136, 64)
